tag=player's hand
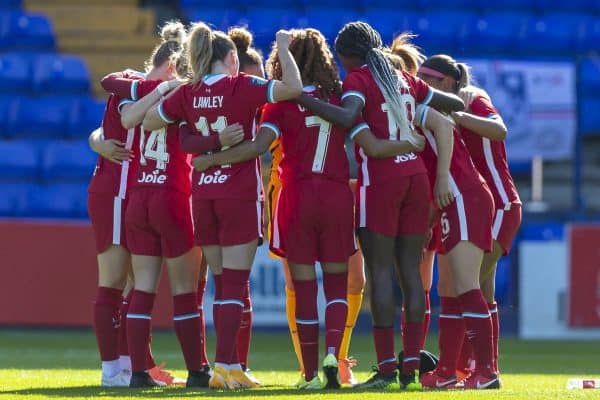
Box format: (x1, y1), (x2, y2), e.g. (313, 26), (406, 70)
(168, 78), (186, 90)
(276, 29), (294, 49)
(97, 139), (132, 165)
(458, 86), (489, 109)
(409, 133), (426, 152)
(451, 111), (466, 125)
(434, 175), (454, 209)
(219, 123), (244, 148)
(192, 155), (213, 172)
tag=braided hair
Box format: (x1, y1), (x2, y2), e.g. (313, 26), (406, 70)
(335, 22), (416, 144)
(267, 28), (341, 99)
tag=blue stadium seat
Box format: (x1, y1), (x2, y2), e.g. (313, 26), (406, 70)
(468, 12), (530, 54)
(41, 140), (96, 182)
(519, 13), (588, 54)
(0, 0), (22, 8)
(32, 54), (90, 95)
(580, 98), (600, 136)
(185, 7), (240, 31)
(0, 183), (32, 217)
(5, 96), (74, 139)
(69, 97), (105, 139)
(579, 57), (600, 98)
(234, 9), (296, 48)
(301, 8), (360, 42)
(411, 11), (478, 55)
(0, 140), (38, 181)
(0, 53), (32, 93)
(419, 0), (483, 11)
(0, 11), (55, 51)
(27, 183), (88, 218)
(361, 9), (416, 43)
(480, 0), (535, 12)
(302, 0), (356, 7)
(535, 0), (599, 14)
(579, 17), (600, 53)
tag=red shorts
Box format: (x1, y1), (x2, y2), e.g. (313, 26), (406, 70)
(88, 193), (128, 254)
(125, 188), (194, 258)
(193, 198), (263, 246)
(356, 173), (430, 236)
(492, 203), (522, 254)
(435, 184), (494, 255)
(271, 179), (356, 264)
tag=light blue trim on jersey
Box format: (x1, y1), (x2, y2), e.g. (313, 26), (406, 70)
(173, 312), (200, 321)
(260, 122), (281, 138)
(179, 120), (187, 128)
(462, 312), (491, 319)
(127, 313), (151, 320)
(267, 80), (276, 103)
(487, 113), (500, 120)
(130, 80), (139, 101)
(202, 73), (227, 86)
(422, 88), (434, 105)
(349, 122), (369, 140)
(296, 319), (319, 325)
(158, 102), (175, 124)
(220, 299), (244, 307)
(341, 90), (366, 105)
(417, 104), (430, 128)
(326, 299), (348, 308)
(118, 98), (135, 114)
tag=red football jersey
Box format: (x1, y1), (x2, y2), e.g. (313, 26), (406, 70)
(128, 80), (191, 195)
(160, 73), (275, 200)
(416, 105), (486, 198)
(343, 66), (432, 186)
(88, 70), (143, 197)
(459, 96), (521, 209)
(260, 87), (349, 185)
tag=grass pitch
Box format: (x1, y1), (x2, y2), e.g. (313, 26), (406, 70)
(0, 329), (599, 399)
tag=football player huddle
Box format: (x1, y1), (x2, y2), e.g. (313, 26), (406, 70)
(88, 18), (520, 391)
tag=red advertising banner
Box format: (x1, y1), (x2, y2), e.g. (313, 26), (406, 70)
(0, 220), (175, 328)
(569, 224), (600, 327)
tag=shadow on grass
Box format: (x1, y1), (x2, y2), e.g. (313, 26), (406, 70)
(0, 386), (375, 398)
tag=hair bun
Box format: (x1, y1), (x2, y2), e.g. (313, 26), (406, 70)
(161, 20), (186, 44)
(229, 27), (253, 52)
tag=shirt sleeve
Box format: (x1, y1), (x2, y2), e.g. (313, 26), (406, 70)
(470, 95), (499, 119)
(240, 74), (276, 112)
(135, 80), (161, 99)
(348, 113), (367, 140)
(403, 71), (433, 105)
(415, 104), (431, 128)
(341, 72), (366, 105)
(259, 103), (282, 138)
(158, 85), (185, 124)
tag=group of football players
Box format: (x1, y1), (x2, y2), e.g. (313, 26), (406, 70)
(88, 17), (520, 391)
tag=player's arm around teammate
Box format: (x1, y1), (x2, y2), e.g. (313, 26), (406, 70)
(140, 24), (302, 390)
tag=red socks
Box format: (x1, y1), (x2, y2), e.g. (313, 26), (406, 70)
(323, 272), (348, 358)
(437, 296), (465, 377)
(401, 321), (423, 374)
(215, 268), (250, 364)
(237, 280), (253, 368)
(489, 302), (499, 372)
(293, 279), (319, 381)
(118, 292), (132, 358)
(196, 279), (209, 367)
(458, 290), (494, 377)
(173, 292), (204, 371)
(213, 274), (222, 333)
(422, 289), (431, 349)
(373, 326), (397, 375)
(93, 287), (122, 362)
(126, 290), (155, 373)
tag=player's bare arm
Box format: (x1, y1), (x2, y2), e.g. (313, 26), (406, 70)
(192, 127), (276, 172)
(88, 127), (132, 165)
(452, 111), (507, 141)
(296, 95), (363, 128)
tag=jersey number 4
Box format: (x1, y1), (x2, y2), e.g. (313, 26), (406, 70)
(139, 128), (169, 170)
(305, 116), (332, 173)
